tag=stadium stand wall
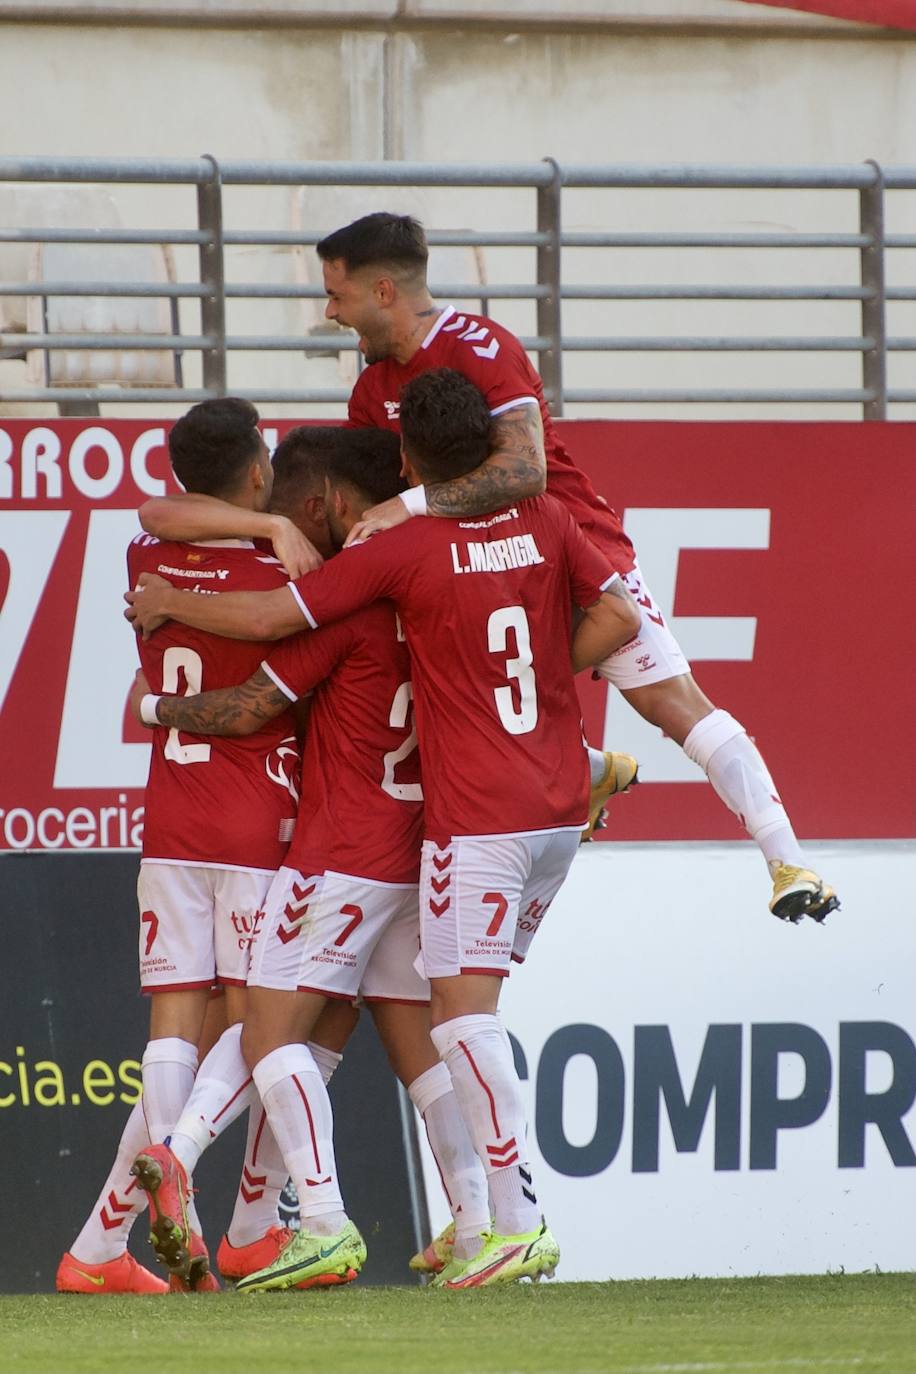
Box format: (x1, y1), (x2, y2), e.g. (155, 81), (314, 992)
(0, 4), (914, 419)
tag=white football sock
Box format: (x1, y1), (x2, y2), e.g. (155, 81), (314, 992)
(252, 1044), (346, 1236)
(682, 709), (806, 871)
(140, 1037), (197, 1144)
(225, 1107), (289, 1248)
(307, 1041), (344, 1086)
(70, 1101), (150, 1264)
(430, 1014), (540, 1238)
(587, 746), (609, 787)
(222, 1043), (342, 1245)
(167, 1023), (255, 1174)
(408, 1062), (490, 1259)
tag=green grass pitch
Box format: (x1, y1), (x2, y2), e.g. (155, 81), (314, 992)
(0, 1274), (912, 1374)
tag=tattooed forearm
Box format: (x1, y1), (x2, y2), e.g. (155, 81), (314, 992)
(156, 669), (291, 737)
(426, 405), (547, 517)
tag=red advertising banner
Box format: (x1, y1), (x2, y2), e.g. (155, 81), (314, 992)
(1, 419), (913, 851)
(735, 0), (915, 29)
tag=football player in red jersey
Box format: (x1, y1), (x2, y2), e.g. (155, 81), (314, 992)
(128, 424), (492, 1290)
(312, 213), (836, 924)
(127, 368), (640, 1286)
(59, 399), (307, 1295)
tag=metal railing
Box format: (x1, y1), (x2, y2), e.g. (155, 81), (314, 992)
(0, 155), (914, 416)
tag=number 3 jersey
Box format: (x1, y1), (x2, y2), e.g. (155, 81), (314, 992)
(127, 535), (299, 873)
(288, 495), (617, 845)
(260, 602), (423, 885)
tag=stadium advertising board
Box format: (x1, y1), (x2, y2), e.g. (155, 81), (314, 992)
(2, 419), (914, 852)
(418, 842), (916, 1280)
(0, 852), (421, 1293)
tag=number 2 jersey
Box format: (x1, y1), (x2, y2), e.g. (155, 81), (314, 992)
(287, 495), (617, 845)
(347, 303), (636, 575)
(127, 535), (299, 873)
(260, 602), (423, 885)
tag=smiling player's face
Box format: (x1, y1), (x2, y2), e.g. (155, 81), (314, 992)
(322, 259), (393, 364)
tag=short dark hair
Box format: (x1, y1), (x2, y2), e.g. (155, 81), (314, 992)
(271, 425), (405, 510)
(168, 398), (261, 497)
(399, 369), (491, 483)
(316, 213), (428, 281)
(270, 426), (343, 511)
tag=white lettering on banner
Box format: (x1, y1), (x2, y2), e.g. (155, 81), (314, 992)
(0, 425), (171, 500)
(0, 511), (70, 716)
(0, 798), (143, 850)
(22, 428), (63, 500)
(129, 429), (168, 497)
(0, 429), (11, 498)
(69, 428), (124, 501)
(0, 423), (279, 500)
(602, 508), (771, 783)
(54, 509), (151, 789)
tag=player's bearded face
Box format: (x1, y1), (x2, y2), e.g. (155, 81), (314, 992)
(322, 260), (393, 364)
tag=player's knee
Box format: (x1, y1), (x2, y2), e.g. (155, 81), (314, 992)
(240, 1018), (266, 1071)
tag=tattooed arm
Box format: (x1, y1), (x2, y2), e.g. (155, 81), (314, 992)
(142, 668), (292, 737)
(426, 403), (546, 516)
(345, 402), (546, 544)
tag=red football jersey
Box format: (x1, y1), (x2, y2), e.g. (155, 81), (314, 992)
(288, 495), (615, 843)
(348, 304), (635, 574)
(261, 603), (423, 885)
(128, 535), (299, 872)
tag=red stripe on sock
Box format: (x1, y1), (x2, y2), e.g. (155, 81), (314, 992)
(212, 1075), (253, 1125)
(427, 1132), (455, 1210)
(292, 1073), (323, 1175)
(250, 1109), (268, 1168)
(457, 1038), (501, 1138)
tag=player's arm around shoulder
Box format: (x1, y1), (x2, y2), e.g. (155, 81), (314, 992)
(344, 403), (546, 544)
(132, 665), (291, 737)
(138, 494), (321, 579)
(425, 402), (546, 517)
(293, 527), (409, 625)
(125, 574), (306, 642)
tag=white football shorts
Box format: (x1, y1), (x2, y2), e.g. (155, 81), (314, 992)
(137, 861), (273, 992)
(249, 865), (429, 1004)
(595, 561), (690, 689)
(418, 829), (580, 980)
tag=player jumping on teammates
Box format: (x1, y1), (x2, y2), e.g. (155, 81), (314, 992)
(318, 214), (839, 924)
